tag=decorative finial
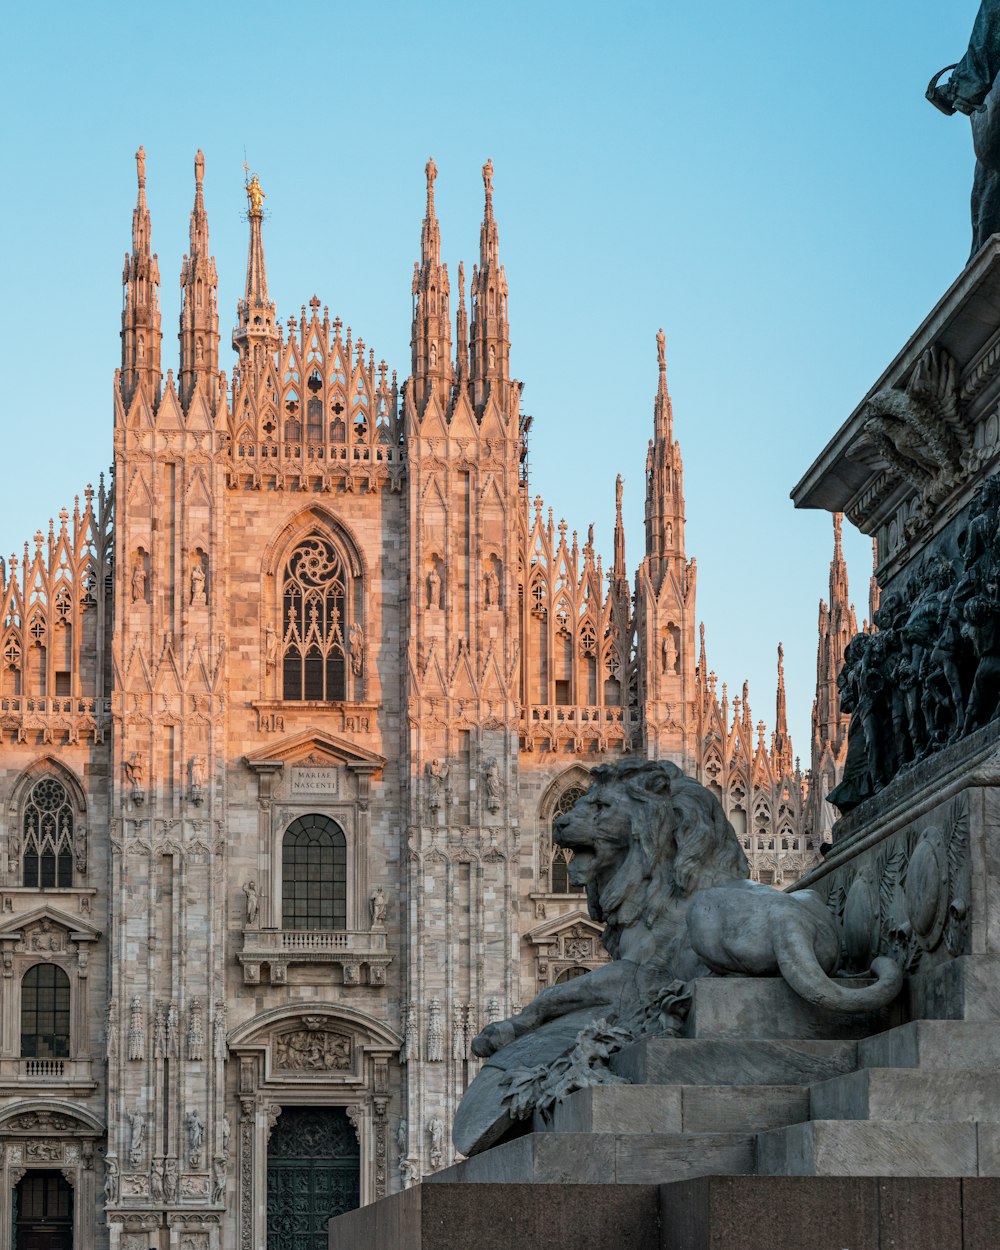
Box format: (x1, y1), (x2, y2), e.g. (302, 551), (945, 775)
(425, 156), (438, 211)
(656, 328), (666, 372)
(778, 641), (784, 672)
(615, 473), (624, 513)
(135, 145), (146, 190)
(482, 157), (494, 205)
(194, 149), (205, 185)
(833, 511), (843, 558)
(246, 172), (266, 219)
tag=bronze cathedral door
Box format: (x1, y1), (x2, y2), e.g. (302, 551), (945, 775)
(266, 1107), (360, 1250)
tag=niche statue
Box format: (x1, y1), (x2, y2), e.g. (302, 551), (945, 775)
(453, 759), (902, 1157)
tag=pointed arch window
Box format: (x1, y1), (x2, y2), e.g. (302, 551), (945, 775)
(549, 785), (587, 893)
(282, 814), (347, 930)
(22, 777), (73, 888)
(281, 535), (348, 702)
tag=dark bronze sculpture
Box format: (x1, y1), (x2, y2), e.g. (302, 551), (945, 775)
(928, 2), (1000, 256)
(829, 477), (1000, 812)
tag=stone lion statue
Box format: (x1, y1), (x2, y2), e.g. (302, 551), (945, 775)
(453, 759), (902, 1157)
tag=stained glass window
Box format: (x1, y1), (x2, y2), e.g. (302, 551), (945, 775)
(281, 536), (347, 702)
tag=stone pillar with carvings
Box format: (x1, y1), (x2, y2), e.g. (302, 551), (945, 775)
(401, 162), (522, 1173)
(109, 146), (229, 1239)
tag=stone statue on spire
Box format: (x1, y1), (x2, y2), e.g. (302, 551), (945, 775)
(482, 158), (494, 203)
(656, 327), (666, 372)
(616, 473), (624, 512)
(425, 156), (438, 200)
(195, 148), (205, 186)
(135, 145), (146, 189)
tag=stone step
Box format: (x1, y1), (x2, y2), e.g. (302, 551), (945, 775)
(859, 1019), (1000, 1071)
(429, 1129), (754, 1186)
(811, 1068), (1000, 1123)
(684, 975), (894, 1041)
(756, 1119), (988, 1177)
(540, 1082), (807, 1137)
(326, 1182), (663, 1250)
(612, 1035), (857, 1088)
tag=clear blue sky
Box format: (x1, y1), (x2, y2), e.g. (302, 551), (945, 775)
(0, 1), (981, 758)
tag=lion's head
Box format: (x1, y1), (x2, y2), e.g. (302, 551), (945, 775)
(553, 759), (749, 958)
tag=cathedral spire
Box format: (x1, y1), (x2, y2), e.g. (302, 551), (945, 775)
(120, 145), (162, 408)
(410, 157), (451, 412)
(455, 260), (469, 384)
(811, 511), (857, 761)
(613, 473), (627, 587)
(643, 328), (684, 588)
(178, 150), (219, 411)
(233, 169), (278, 361)
(774, 641), (793, 774)
(470, 158), (510, 410)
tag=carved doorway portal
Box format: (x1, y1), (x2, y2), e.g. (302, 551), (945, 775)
(266, 1107), (359, 1250)
(13, 1171), (72, 1250)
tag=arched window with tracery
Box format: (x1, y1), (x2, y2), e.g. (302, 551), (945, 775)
(22, 777), (73, 888)
(282, 814), (347, 930)
(281, 536), (348, 702)
(21, 963), (70, 1057)
(549, 785), (587, 893)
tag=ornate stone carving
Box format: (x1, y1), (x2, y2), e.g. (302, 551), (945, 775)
(426, 997), (444, 1061)
(369, 885), (387, 928)
(847, 347), (969, 516)
(164, 1156), (178, 1202)
(188, 998), (205, 1060)
(274, 1023), (352, 1071)
(484, 757), (502, 812)
(425, 758), (448, 811)
(25, 1139), (63, 1161)
(401, 1001), (418, 1064)
(104, 1155), (119, 1204)
(186, 1108), (204, 1167)
(166, 1001), (179, 1057)
(128, 1107), (144, 1168)
(214, 998), (228, 1060)
(242, 880), (259, 927)
(427, 1115), (444, 1169)
(127, 994), (144, 1060)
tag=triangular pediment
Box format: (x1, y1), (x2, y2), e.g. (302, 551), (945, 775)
(244, 728), (386, 775)
(0, 904), (101, 943)
(524, 907), (604, 945)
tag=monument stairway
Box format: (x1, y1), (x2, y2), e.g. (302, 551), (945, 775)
(330, 969), (1000, 1247)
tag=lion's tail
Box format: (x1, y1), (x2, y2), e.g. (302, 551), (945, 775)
(773, 926), (903, 1015)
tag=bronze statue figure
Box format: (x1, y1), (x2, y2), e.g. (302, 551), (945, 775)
(928, 2), (1000, 256)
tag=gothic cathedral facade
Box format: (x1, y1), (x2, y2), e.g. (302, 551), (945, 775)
(0, 151), (814, 1249)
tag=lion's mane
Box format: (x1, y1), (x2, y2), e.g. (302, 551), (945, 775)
(560, 758), (749, 959)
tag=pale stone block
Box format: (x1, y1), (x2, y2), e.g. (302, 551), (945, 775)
(612, 1036), (858, 1088)
(757, 1120), (980, 1177)
(811, 1068), (1000, 1123)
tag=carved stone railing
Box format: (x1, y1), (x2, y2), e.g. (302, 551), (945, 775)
(0, 1058), (97, 1091)
(238, 927), (391, 987)
(0, 696), (112, 744)
(525, 706), (638, 726)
